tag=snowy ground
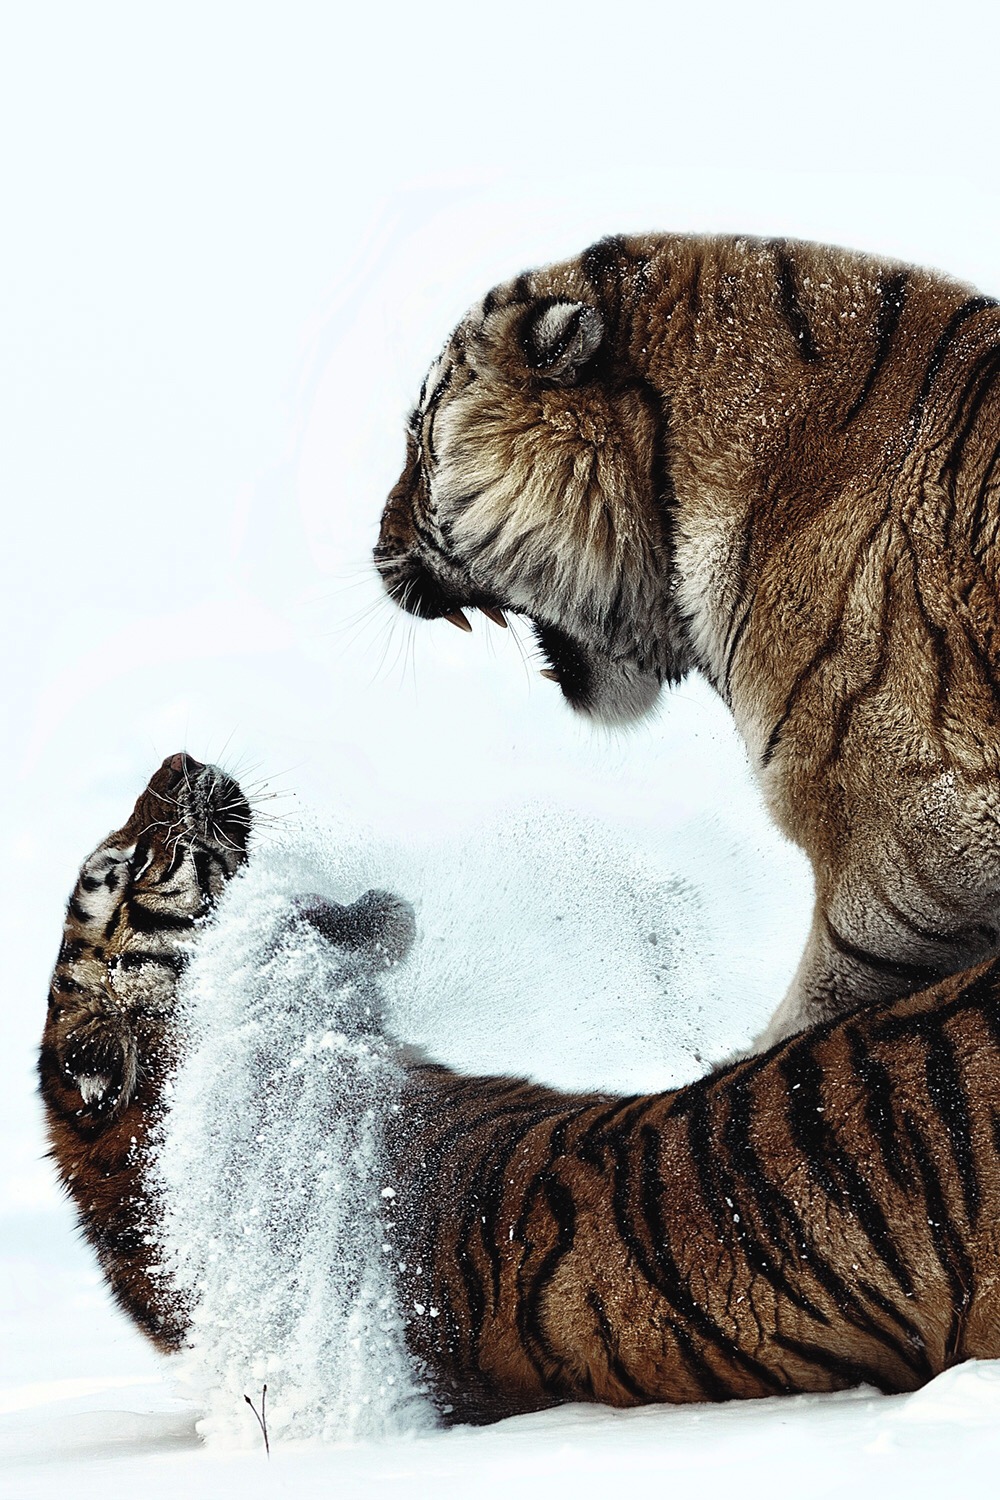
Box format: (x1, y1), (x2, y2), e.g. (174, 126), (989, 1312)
(8, 2), (1000, 1494)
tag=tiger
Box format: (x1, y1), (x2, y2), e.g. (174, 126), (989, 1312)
(38, 753), (416, 1353)
(374, 233), (1000, 1048)
(39, 759), (1000, 1426)
(38, 753), (252, 1347)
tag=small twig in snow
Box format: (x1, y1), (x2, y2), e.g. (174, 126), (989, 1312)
(244, 1383), (270, 1457)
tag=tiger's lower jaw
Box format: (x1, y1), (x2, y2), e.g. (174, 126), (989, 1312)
(531, 621), (665, 726)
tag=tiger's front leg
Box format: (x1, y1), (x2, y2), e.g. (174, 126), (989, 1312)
(754, 798), (1000, 1049)
(39, 753), (251, 1348)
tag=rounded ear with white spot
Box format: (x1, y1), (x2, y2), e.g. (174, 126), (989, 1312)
(521, 299), (604, 384)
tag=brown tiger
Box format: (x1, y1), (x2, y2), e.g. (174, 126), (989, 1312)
(39, 761), (1000, 1425)
(39, 753), (416, 1352)
(38, 753), (252, 1347)
(374, 234), (1000, 1046)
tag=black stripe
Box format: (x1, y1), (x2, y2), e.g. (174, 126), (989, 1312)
(908, 296), (998, 434)
(824, 915), (944, 988)
(846, 1026), (913, 1192)
(511, 274), (533, 305)
(769, 1334), (895, 1392)
(782, 1040), (915, 1298)
(582, 234), (629, 292)
(510, 1161), (576, 1399)
(581, 235), (648, 350)
(587, 1288), (653, 1402)
(453, 1215), (487, 1344)
(940, 345), (1000, 488)
(636, 1124), (787, 1396)
(903, 1109), (973, 1358)
(717, 1065), (913, 1349)
(575, 1096), (648, 1171)
(479, 1101), (596, 1321)
(685, 1080), (829, 1321)
(626, 378), (675, 528)
(123, 900), (195, 935)
(721, 602), (753, 701)
(924, 1030), (980, 1226)
(410, 512), (458, 568)
(774, 246), (820, 363)
(841, 271), (910, 427)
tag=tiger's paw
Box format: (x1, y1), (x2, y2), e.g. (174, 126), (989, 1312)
(56, 1001), (138, 1115)
(292, 889), (417, 968)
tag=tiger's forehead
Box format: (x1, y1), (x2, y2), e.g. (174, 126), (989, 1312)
(416, 344), (454, 414)
(414, 284), (515, 414)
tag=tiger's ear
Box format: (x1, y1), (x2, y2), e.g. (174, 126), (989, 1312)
(521, 300), (604, 384)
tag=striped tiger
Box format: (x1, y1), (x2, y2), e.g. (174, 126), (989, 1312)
(39, 763), (1000, 1424)
(38, 755), (415, 1352)
(374, 234), (1000, 1046)
(394, 956), (1000, 1421)
(38, 753), (251, 1347)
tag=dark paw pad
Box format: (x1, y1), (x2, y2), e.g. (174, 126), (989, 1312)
(292, 890), (416, 967)
(60, 1012), (135, 1112)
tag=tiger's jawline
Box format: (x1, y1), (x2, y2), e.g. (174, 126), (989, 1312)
(531, 617), (665, 727)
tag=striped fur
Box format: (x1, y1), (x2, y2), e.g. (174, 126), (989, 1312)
(393, 958), (1000, 1422)
(37, 753), (250, 1347)
(375, 234), (1000, 1043)
(39, 765), (1000, 1424)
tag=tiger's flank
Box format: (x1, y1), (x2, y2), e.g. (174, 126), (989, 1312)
(375, 234), (1000, 1046)
(37, 753), (251, 1348)
(392, 959), (1000, 1422)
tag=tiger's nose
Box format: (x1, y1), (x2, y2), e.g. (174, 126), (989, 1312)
(166, 752), (205, 775)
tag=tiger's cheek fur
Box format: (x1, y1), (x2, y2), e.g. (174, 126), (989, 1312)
(439, 383), (665, 632)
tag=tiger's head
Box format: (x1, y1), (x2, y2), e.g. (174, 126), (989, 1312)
(375, 258), (693, 726)
(44, 753), (251, 1117)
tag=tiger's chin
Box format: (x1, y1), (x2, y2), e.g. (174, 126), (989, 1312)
(532, 620), (664, 727)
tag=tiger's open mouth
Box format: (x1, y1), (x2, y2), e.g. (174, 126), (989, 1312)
(375, 546), (664, 726)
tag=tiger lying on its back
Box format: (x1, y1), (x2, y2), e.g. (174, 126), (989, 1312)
(39, 755), (416, 1350)
(38, 754), (251, 1345)
(375, 234), (1000, 1046)
(40, 761), (1000, 1424)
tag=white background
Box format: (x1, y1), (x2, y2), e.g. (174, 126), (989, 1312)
(5, 1), (1000, 1493)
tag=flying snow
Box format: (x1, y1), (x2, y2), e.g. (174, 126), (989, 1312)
(153, 802), (755, 1444)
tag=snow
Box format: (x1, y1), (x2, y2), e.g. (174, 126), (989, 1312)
(157, 848), (432, 1445)
(7, 1), (1000, 1493)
